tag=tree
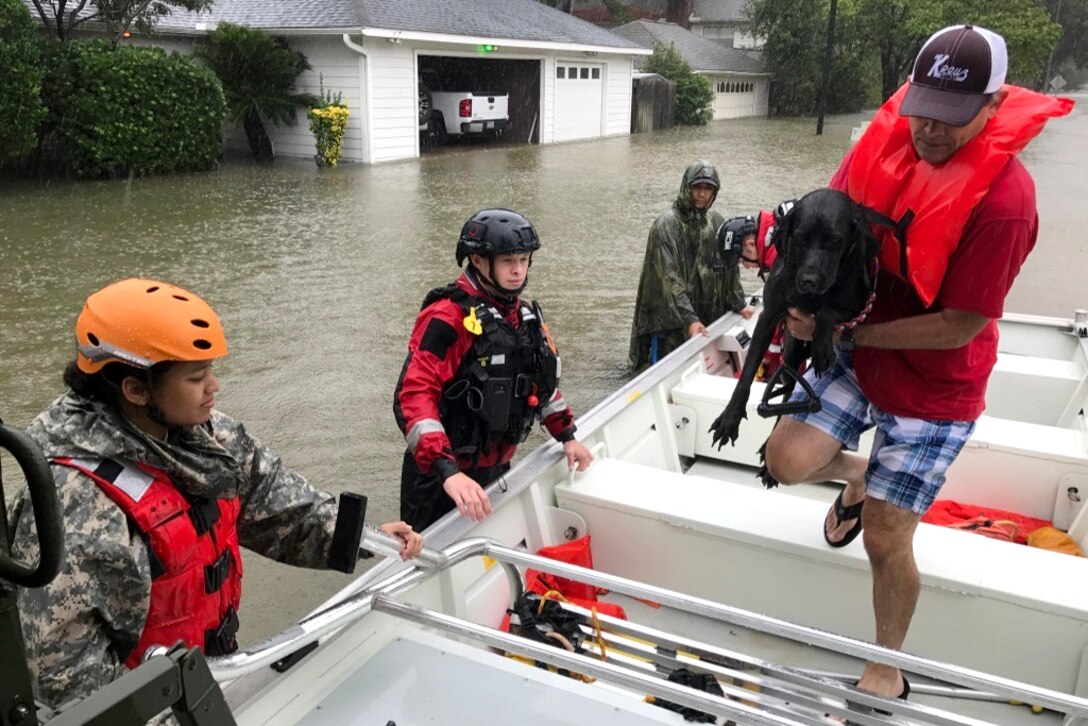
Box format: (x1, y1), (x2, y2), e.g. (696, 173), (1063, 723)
(749, 0), (1063, 114)
(958, 0), (1062, 87)
(855, 0), (925, 102)
(29, 0), (214, 44)
(642, 42), (714, 124)
(748, 0), (874, 116)
(666, 0), (692, 27)
(196, 22), (317, 162)
(0, 0), (44, 161)
(538, 0), (574, 11)
(851, 0), (1061, 100)
(1041, 0), (1088, 72)
(535, 0), (632, 24)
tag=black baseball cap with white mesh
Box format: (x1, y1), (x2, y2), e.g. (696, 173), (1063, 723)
(900, 24), (1007, 127)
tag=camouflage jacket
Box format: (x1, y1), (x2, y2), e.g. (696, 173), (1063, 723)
(7, 391), (341, 712)
(628, 161), (746, 372)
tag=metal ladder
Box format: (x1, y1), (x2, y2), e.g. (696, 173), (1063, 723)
(211, 529), (1088, 726)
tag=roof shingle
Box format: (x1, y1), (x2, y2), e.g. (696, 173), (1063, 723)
(357, 0), (642, 48)
(611, 19), (765, 74)
(68, 0), (646, 47)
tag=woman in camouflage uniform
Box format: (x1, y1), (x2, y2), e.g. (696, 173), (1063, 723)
(628, 160), (754, 374)
(7, 278), (423, 713)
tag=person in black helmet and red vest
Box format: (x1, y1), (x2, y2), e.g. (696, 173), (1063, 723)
(394, 209), (594, 531)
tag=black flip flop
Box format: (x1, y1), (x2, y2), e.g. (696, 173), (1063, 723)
(824, 490), (864, 548)
(844, 675), (911, 722)
(873, 675), (911, 716)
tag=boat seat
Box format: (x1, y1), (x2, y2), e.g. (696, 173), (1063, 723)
(988, 351), (1088, 425)
(557, 456), (1088, 693)
(669, 371), (1088, 521)
(671, 371), (1087, 461)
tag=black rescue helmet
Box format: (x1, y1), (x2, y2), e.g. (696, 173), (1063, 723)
(456, 209), (541, 267)
(717, 215), (757, 267)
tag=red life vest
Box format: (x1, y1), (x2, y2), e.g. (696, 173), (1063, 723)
(847, 83), (1072, 307)
(54, 457), (243, 667)
(754, 209), (777, 273)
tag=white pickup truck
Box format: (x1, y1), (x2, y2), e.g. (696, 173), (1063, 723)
(419, 79), (509, 145)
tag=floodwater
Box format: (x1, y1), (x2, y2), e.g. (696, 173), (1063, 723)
(2, 95), (1085, 644)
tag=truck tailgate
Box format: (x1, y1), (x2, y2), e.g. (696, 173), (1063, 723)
(468, 95), (508, 121)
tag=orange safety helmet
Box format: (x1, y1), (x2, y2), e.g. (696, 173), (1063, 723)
(75, 279), (228, 374)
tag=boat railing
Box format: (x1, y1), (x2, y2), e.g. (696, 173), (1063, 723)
(211, 530), (1088, 725)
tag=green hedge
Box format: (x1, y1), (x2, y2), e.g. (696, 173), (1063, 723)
(642, 43), (714, 126)
(40, 40), (227, 177)
(0, 0), (45, 161)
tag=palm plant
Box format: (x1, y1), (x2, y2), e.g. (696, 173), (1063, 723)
(196, 22), (317, 162)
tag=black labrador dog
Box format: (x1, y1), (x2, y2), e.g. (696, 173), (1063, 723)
(709, 188), (880, 449)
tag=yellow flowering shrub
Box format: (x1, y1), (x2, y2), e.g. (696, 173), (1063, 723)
(308, 103), (349, 167)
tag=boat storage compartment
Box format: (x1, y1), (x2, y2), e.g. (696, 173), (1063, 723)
(556, 457), (1088, 695)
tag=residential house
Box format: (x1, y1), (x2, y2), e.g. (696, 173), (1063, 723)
(27, 0), (649, 164)
(611, 18), (768, 120)
(689, 0), (761, 50)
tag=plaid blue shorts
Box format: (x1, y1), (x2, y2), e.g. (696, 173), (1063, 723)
(787, 350), (975, 515)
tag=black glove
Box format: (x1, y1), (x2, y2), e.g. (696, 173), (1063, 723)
(717, 215), (757, 268)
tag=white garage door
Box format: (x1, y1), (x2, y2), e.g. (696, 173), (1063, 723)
(712, 77), (762, 120)
(554, 63), (603, 142)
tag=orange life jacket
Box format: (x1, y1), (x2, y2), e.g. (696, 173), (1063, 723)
(54, 457), (242, 667)
(847, 84), (1072, 307)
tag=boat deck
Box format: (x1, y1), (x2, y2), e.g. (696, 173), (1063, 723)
(595, 591), (1066, 726)
(294, 628), (679, 725)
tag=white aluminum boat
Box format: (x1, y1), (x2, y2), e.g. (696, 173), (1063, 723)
(211, 304), (1088, 726)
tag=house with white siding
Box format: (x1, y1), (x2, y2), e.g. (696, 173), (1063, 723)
(28, 0), (650, 164)
(611, 18), (769, 121)
(688, 0), (762, 50)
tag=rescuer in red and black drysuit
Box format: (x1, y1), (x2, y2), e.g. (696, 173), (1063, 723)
(718, 202), (796, 380)
(395, 209), (594, 531)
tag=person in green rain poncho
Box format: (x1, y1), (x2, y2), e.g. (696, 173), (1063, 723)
(628, 160), (754, 373)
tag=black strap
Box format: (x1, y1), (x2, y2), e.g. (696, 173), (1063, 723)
(203, 549), (232, 594)
(140, 532), (166, 579)
(204, 606), (239, 656)
(859, 204), (915, 277)
(188, 497), (220, 536)
(93, 459), (124, 482)
(757, 364), (823, 418)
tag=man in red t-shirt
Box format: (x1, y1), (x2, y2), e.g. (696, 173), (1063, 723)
(763, 25), (1043, 702)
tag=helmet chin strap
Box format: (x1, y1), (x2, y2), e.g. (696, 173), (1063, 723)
(108, 373), (173, 433)
(469, 257), (530, 301)
(146, 402), (169, 427)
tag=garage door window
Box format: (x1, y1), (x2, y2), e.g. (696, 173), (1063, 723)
(557, 67), (565, 79)
(580, 68), (589, 79)
(591, 68), (600, 79)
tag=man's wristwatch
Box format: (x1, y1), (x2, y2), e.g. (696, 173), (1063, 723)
(839, 327), (856, 352)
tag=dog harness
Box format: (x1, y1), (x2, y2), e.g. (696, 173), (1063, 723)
(847, 84), (1072, 307)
